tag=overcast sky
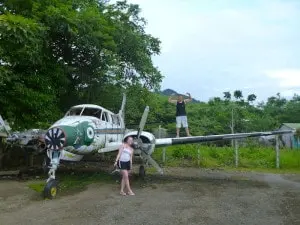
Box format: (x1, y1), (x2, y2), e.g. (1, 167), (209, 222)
(124, 0), (300, 102)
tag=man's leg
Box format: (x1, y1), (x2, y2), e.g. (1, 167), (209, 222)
(183, 116), (191, 136)
(176, 128), (180, 138)
(176, 116), (181, 138)
(185, 127), (191, 136)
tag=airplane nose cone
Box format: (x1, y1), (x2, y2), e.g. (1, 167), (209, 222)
(45, 127), (66, 150)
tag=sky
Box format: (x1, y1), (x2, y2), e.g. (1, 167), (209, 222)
(124, 0), (300, 102)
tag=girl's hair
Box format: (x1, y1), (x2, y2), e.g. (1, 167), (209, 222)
(124, 136), (132, 143)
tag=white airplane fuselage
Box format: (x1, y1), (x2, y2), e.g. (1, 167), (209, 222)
(45, 104), (125, 162)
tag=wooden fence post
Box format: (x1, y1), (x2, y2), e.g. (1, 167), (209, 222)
(197, 147), (200, 167)
(159, 125), (167, 163)
(235, 139), (239, 167)
(276, 135), (280, 169)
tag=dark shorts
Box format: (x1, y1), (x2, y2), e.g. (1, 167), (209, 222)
(118, 161), (131, 170)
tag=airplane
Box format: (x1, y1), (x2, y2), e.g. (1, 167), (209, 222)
(0, 94), (294, 199)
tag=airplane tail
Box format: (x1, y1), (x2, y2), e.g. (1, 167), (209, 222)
(0, 114), (11, 136)
(118, 93), (126, 121)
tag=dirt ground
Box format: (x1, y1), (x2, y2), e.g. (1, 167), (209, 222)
(0, 168), (300, 225)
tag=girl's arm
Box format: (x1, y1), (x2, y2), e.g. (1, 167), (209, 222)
(114, 145), (123, 165)
(130, 148), (134, 168)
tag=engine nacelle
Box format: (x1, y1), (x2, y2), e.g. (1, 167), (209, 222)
(124, 131), (156, 155)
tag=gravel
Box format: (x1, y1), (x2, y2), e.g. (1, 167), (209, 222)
(0, 168), (299, 225)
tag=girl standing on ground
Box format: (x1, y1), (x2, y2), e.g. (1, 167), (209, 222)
(114, 136), (135, 196)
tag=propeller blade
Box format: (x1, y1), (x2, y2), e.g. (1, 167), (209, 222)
(137, 106), (149, 139)
(155, 130), (294, 147)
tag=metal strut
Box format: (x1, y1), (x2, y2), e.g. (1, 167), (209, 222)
(46, 150), (61, 182)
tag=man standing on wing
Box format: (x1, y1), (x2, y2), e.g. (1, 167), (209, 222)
(168, 93), (192, 138)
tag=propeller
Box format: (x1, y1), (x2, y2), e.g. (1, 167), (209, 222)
(136, 106), (149, 140)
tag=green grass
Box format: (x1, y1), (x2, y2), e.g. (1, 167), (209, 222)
(28, 182), (45, 193)
(152, 144), (300, 172)
(28, 172), (114, 196)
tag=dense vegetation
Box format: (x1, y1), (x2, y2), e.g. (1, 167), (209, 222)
(1, 0), (300, 138)
(0, 0), (162, 129)
(152, 145), (300, 171)
(150, 91), (300, 137)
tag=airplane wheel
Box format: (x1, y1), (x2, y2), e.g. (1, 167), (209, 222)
(139, 165), (146, 179)
(43, 179), (58, 199)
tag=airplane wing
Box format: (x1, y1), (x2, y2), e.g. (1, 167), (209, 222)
(154, 130), (293, 147)
(127, 106), (294, 149)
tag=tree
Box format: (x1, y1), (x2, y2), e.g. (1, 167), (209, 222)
(0, 13), (62, 129)
(0, 0), (162, 129)
(223, 91), (231, 101)
(233, 90), (243, 100)
(279, 96), (300, 123)
(247, 94), (257, 103)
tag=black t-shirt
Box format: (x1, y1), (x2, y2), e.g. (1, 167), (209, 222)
(176, 101), (186, 116)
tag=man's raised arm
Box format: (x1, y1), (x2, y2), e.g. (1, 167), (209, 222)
(184, 92), (192, 103)
(168, 95), (177, 104)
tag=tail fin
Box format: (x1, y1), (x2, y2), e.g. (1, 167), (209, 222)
(0, 114), (11, 136)
(118, 93), (126, 121)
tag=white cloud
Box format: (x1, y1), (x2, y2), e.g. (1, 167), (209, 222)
(264, 69), (300, 88)
(121, 0), (300, 101)
(281, 89), (300, 97)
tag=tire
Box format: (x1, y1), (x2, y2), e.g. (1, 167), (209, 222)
(139, 165), (146, 179)
(43, 179), (58, 199)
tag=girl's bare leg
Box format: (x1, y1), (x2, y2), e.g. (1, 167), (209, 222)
(120, 170), (126, 195)
(124, 170), (134, 195)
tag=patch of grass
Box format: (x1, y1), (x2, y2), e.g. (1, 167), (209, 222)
(28, 182), (45, 193)
(28, 172), (114, 196)
(153, 145), (300, 172)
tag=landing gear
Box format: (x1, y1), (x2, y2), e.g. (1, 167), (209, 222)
(43, 179), (58, 199)
(139, 165), (146, 179)
(43, 150), (61, 199)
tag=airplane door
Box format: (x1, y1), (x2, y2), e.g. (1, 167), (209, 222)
(111, 115), (122, 142)
(112, 114), (121, 143)
(101, 111), (117, 144)
(101, 111), (108, 143)
(105, 112), (113, 143)
(116, 115), (122, 142)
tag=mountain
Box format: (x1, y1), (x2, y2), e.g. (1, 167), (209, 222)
(160, 89), (200, 102)
(161, 88), (178, 96)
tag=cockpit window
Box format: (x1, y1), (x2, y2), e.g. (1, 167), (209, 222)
(66, 107), (83, 116)
(101, 111), (108, 122)
(112, 115), (121, 125)
(82, 108), (102, 118)
(65, 107), (102, 118)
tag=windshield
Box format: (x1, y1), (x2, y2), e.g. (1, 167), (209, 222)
(65, 107), (102, 118)
(66, 107), (83, 116)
